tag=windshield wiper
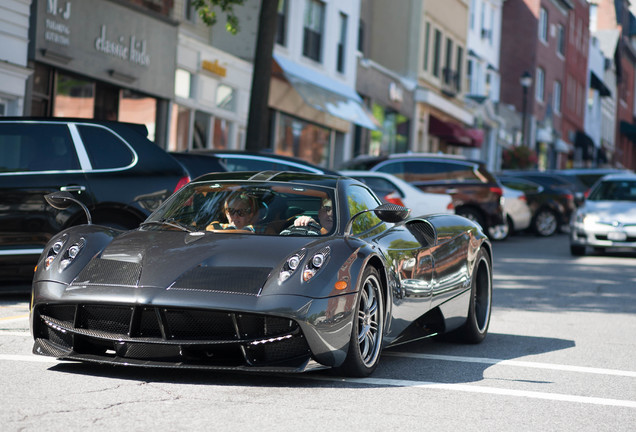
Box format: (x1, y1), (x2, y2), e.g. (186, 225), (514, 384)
(140, 218), (196, 233)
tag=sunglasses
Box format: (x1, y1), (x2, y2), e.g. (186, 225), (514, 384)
(226, 207), (252, 217)
(319, 206), (333, 213)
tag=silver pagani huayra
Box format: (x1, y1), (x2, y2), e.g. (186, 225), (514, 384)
(31, 171), (493, 377)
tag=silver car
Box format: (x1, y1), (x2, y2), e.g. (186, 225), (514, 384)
(570, 172), (636, 255)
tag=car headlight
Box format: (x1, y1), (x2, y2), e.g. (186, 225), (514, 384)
(582, 214), (599, 227)
(45, 235), (68, 270)
(279, 251), (306, 283)
(60, 238), (86, 270)
(302, 247), (331, 282)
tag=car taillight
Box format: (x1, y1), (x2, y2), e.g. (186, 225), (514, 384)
(447, 201), (455, 211)
(520, 195), (527, 202)
(490, 186), (503, 197)
(384, 192), (405, 207)
(174, 176), (190, 192)
(563, 193), (574, 202)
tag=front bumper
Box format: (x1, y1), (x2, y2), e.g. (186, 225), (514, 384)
(570, 222), (636, 250)
(31, 281), (357, 372)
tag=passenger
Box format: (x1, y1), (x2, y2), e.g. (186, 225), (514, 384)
(207, 192), (257, 232)
(293, 197), (334, 234)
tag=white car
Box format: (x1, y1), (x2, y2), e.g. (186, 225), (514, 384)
(489, 183), (532, 240)
(570, 172), (636, 255)
(340, 170), (454, 216)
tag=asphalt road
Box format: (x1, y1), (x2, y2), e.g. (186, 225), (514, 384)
(0, 233), (634, 431)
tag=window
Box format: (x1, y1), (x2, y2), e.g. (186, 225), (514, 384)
(444, 38), (454, 85)
(557, 24), (565, 56)
(213, 117), (233, 149)
(216, 84), (236, 112)
(53, 74), (95, 119)
(357, 19), (365, 53)
(184, 0), (196, 23)
(175, 69), (192, 99)
(469, 0), (476, 30)
(432, 29), (442, 78)
(423, 22), (430, 72)
(78, 125), (134, 170)
(347, 185), (384, 236)
(302, 0), (325, 62)
(554, 81), (562, 114)
(456, 46), (463, 92)
(276, 0), (287, 46)
(337, 13), (348, 73)
(536, 67), (545, 102)
(539, 7), (548, 43)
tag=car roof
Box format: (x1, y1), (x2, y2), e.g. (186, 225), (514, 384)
(598, 172), (636, 181)
(0, 117), (150, 137)
(193, 170), (344, 188)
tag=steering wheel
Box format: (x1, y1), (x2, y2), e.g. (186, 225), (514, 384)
(280, 220), (322, 236)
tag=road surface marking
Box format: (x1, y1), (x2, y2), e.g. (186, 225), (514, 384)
(384, 352), (636, 378)
(0, 314), (29, 323)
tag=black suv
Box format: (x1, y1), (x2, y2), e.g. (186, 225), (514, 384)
(341, 153), (504, 231)
(0, 118), (189, 283)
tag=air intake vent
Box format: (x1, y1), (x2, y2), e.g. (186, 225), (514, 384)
(406, 220), (436, 246)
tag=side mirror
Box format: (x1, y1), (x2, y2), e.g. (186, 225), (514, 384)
(374, 203), (411, 222)
(345, 203), (411, 236)
(44, 191), (92, 224)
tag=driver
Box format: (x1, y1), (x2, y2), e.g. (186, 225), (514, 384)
(207, 192), (257, 232)
(293, 197), (334, 234)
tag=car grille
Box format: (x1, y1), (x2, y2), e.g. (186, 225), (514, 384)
(594, 234), (636, 242)
(34, 303), (310, 368)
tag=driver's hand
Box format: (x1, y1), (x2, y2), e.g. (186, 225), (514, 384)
(294, 216), (317, 227)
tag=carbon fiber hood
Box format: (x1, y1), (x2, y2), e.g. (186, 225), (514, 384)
(72, 230), (319, 291)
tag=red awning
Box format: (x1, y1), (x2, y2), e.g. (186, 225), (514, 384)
(429, 115), (481, 147)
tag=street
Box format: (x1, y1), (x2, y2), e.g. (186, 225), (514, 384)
(1, 233), (635, 431)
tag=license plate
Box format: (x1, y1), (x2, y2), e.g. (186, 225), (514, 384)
(607, 231), (627, 241)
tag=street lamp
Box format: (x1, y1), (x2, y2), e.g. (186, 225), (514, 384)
(520, 71), (533, 147)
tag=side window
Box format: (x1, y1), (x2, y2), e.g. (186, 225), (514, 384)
(347, 185), (385, 235)
(0, 123), (79, 172)
(221, 157), (277, 171)
(78, 125), (134, 170)
(375, 161), (405, 178)
(403, 161), (478, 183)
(356, 177), (403, 199)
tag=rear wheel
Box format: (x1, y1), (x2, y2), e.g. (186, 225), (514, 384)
(533, 209), (558, 237)
(337, 267), (384, 377)
(455, 248), (492, 344)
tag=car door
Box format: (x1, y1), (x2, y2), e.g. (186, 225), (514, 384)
(0, 121), (95, 273)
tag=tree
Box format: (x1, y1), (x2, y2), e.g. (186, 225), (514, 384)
(194, 0), (279, 151)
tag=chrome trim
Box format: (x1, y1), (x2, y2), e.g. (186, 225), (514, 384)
(0, 248), (43, 256)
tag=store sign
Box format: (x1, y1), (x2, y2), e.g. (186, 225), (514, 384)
(45, 0), (71, 46)
(389, 82), (403, 104)
(95, 26), (150, 67)
(202, 59), (227, 77)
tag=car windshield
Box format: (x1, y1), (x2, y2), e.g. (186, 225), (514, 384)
(588, 180), (636, 201)
(142, 181), (337, 236)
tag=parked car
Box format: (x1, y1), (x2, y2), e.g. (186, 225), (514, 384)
(570, 172), (636, 255)
(498, 175), (576, 236)
(32, 171), (492, 376)
(341, 153), (505, 232)
(172, 149), (340, 178)
(340, 170), (454, 216)
(489, 184), (531, 240)
(549, 168), (633, 204)
(0, 117), (190, 283)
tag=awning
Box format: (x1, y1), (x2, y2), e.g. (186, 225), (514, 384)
(590, 72), (611, 97)
(429, 115), (482, 147)
(620, 120), (636, 143)
(273, 54), (378, 130)
(574, 130), (595, 159)
(555, 138), (572, 153)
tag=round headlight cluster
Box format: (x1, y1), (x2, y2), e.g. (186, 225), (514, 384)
(302, 247), (330, 282)
(45, 236), (67, 270)
(279, 251), (306, 283)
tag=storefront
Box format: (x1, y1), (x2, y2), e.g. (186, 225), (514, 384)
(27, 0), (177, 146)
(269, 54), (377, 168)
(355, 57), (414, 157)
(169, 34), (252, 152)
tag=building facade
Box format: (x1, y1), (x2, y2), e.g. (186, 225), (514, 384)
(0, 0), (33, 116)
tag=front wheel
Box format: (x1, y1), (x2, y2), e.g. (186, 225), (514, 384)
(337, 267), (384, 377)
(455, 248), (492, 344)
(533, 209), (558, 236)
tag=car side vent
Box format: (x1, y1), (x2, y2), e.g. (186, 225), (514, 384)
(406, 220), (436, 247)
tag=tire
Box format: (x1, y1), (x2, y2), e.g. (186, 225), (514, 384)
(455, 248), (492, 344)
(570, 245), (585, 256)
(533, 209), (558, 237)
(457, 207), (485, 230)
(337, 266), (384, 377)
(488, 221), (509, 241)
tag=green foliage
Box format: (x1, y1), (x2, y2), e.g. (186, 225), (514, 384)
(192, 0), (246, 34)
(502, 145), (538, 170)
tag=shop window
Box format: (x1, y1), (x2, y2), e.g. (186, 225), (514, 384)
(216, 84), (236, 112)
(77, 125), (134, 170)
(213, 117), (233, 149)
(369, 103), (409, 156)
(275, 112), (330, 166)
(193, 111), (211, 149)
(53, 74), (94, 118)
(169, 104), (191, 152)
(119, 89), (157, 141)
(303, 0), (325, 62)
